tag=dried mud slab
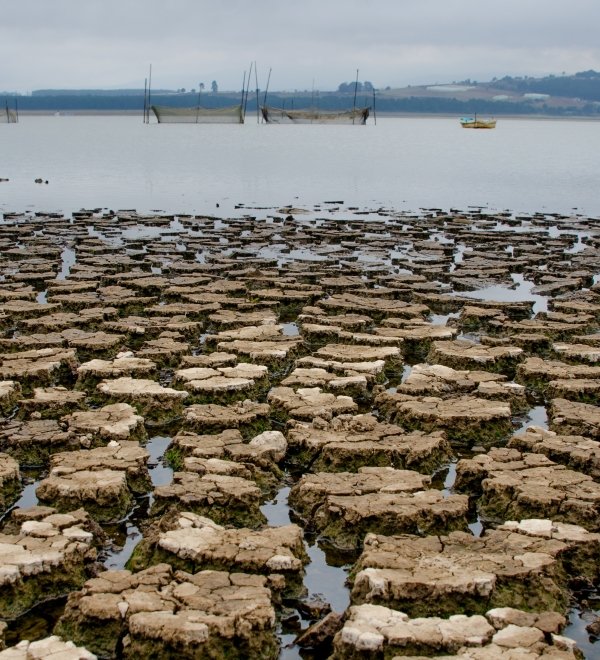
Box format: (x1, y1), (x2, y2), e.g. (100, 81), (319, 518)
(128, 511), (307, 595)
(295, 355), (387, 383)
(376, 392), (513, 447)
(268, 386), (358, 422)
(376, 320), (458, 358)
(36, 469), (132, 523)
(332, 604), (576, 659)
(487, 315), (596, 341)
(547, 377), (600, 405)
(455, 447), (600, 529)
(182, 400), (271, 437)
(135, 334), (191, 367)
(18, 386), (86, 419)
(56, 329), (126, 361)
(0, 381), (21, 417)
(509, 426), (600, 480)
(64, 403), (147, 445)
(286, 413), (452, 474)
(281, 367), (369, 399)
(398, 364), (527, 412)
(350, 519), (600, 616)
(75, 354), (157, 391)
(0, 506), (102, 620)
(96, 377), (188, 422)
(0, 300), (61, 320)
(56, 564), (278, 659)
(208, 308), (278, 330)
(455, 304), (506, 333)
(516, 357), (600, 395)
(428, 339), (524, 377)
(217, 336), (303, 365)
(0, 635), (97, 659)
(553, 342), (600, 363)
(48, 440), (150, 494)
(151, 471), (266, 528)
(300, 322), (405, 350)
(549, 398), (600, 439)
(179, 351), (237, 369)
(0, 453), (20, 512)
(0, 348), (78, 394)
(167, 429), (285, 488)
(289, 467), (468, 550)
(0, 419), (82, 465)
(173, 363), (269, 404)
(318, 293), (428, 321)
(19, 308), (118, 333)
(103, 315), (203, 344)
(49, 285), (155, 314)
(0, 331), (66, 353)
(315, 344), (402, 373)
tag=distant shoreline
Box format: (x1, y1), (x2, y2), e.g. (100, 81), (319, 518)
(13, 110), (600, 121)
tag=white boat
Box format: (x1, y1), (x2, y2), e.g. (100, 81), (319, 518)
(261, 105), (370, 124)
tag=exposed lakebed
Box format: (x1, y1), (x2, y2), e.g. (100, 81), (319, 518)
(0, 204), (599, 657)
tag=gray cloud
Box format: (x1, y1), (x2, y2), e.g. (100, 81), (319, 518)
(2, 0), (599, 92)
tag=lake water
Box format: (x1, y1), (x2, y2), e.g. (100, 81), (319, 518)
(1, 115), (600, 216)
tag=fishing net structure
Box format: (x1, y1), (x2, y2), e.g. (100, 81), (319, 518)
(261, 106), (369, 124)
(1, 109), (18, 123)
(151, 104), (244, 124)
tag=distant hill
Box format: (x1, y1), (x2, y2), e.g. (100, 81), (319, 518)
(30, 88), (173, 97)
(490, 70), (600, 102)
(375, 70), (600, 115)
(3, 71), (600, 116)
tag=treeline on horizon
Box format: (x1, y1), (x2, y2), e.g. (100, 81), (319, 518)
(3, 70), (600, 116)
(2, 91), (599, 116)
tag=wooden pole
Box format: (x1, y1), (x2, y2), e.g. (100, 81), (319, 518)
(262, 68), (272, 107)
(254, 61), (260, 123)
(243, 61), (252, 119)
(240, 70), (247, 123)
(373, 88), (377, 125)
(196, 85), (201, 124)
(147, 64), (152, 123)
(143, 77), (147, 123)
(352, 68), (359, 124)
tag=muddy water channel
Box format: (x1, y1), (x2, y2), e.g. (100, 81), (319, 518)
(0, 205), (599, 657)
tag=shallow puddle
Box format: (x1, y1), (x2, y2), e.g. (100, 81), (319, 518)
(102, 435), (174, 569)
(565, 604), (600, 659)
(513, 405), (549, 436)
(461, 272), (549, 314)
(262, 483), (351, 658)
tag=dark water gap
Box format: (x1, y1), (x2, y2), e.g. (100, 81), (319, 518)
(261, 481), (351, 660)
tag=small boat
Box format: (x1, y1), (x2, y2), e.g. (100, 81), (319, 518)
(460, 115), (496, 129)
(261, 105), (370, 125)
(151, 104), (244, 124)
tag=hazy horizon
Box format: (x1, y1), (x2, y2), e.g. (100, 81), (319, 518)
(2, 0), (600, 95)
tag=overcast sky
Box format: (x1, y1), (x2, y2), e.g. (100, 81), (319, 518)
(2, 0), (600, 93)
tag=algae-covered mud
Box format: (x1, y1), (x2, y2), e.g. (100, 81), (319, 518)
(0, 205), (599, 658)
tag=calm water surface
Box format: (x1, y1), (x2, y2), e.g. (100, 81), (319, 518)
(1, 115), (599, 216)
